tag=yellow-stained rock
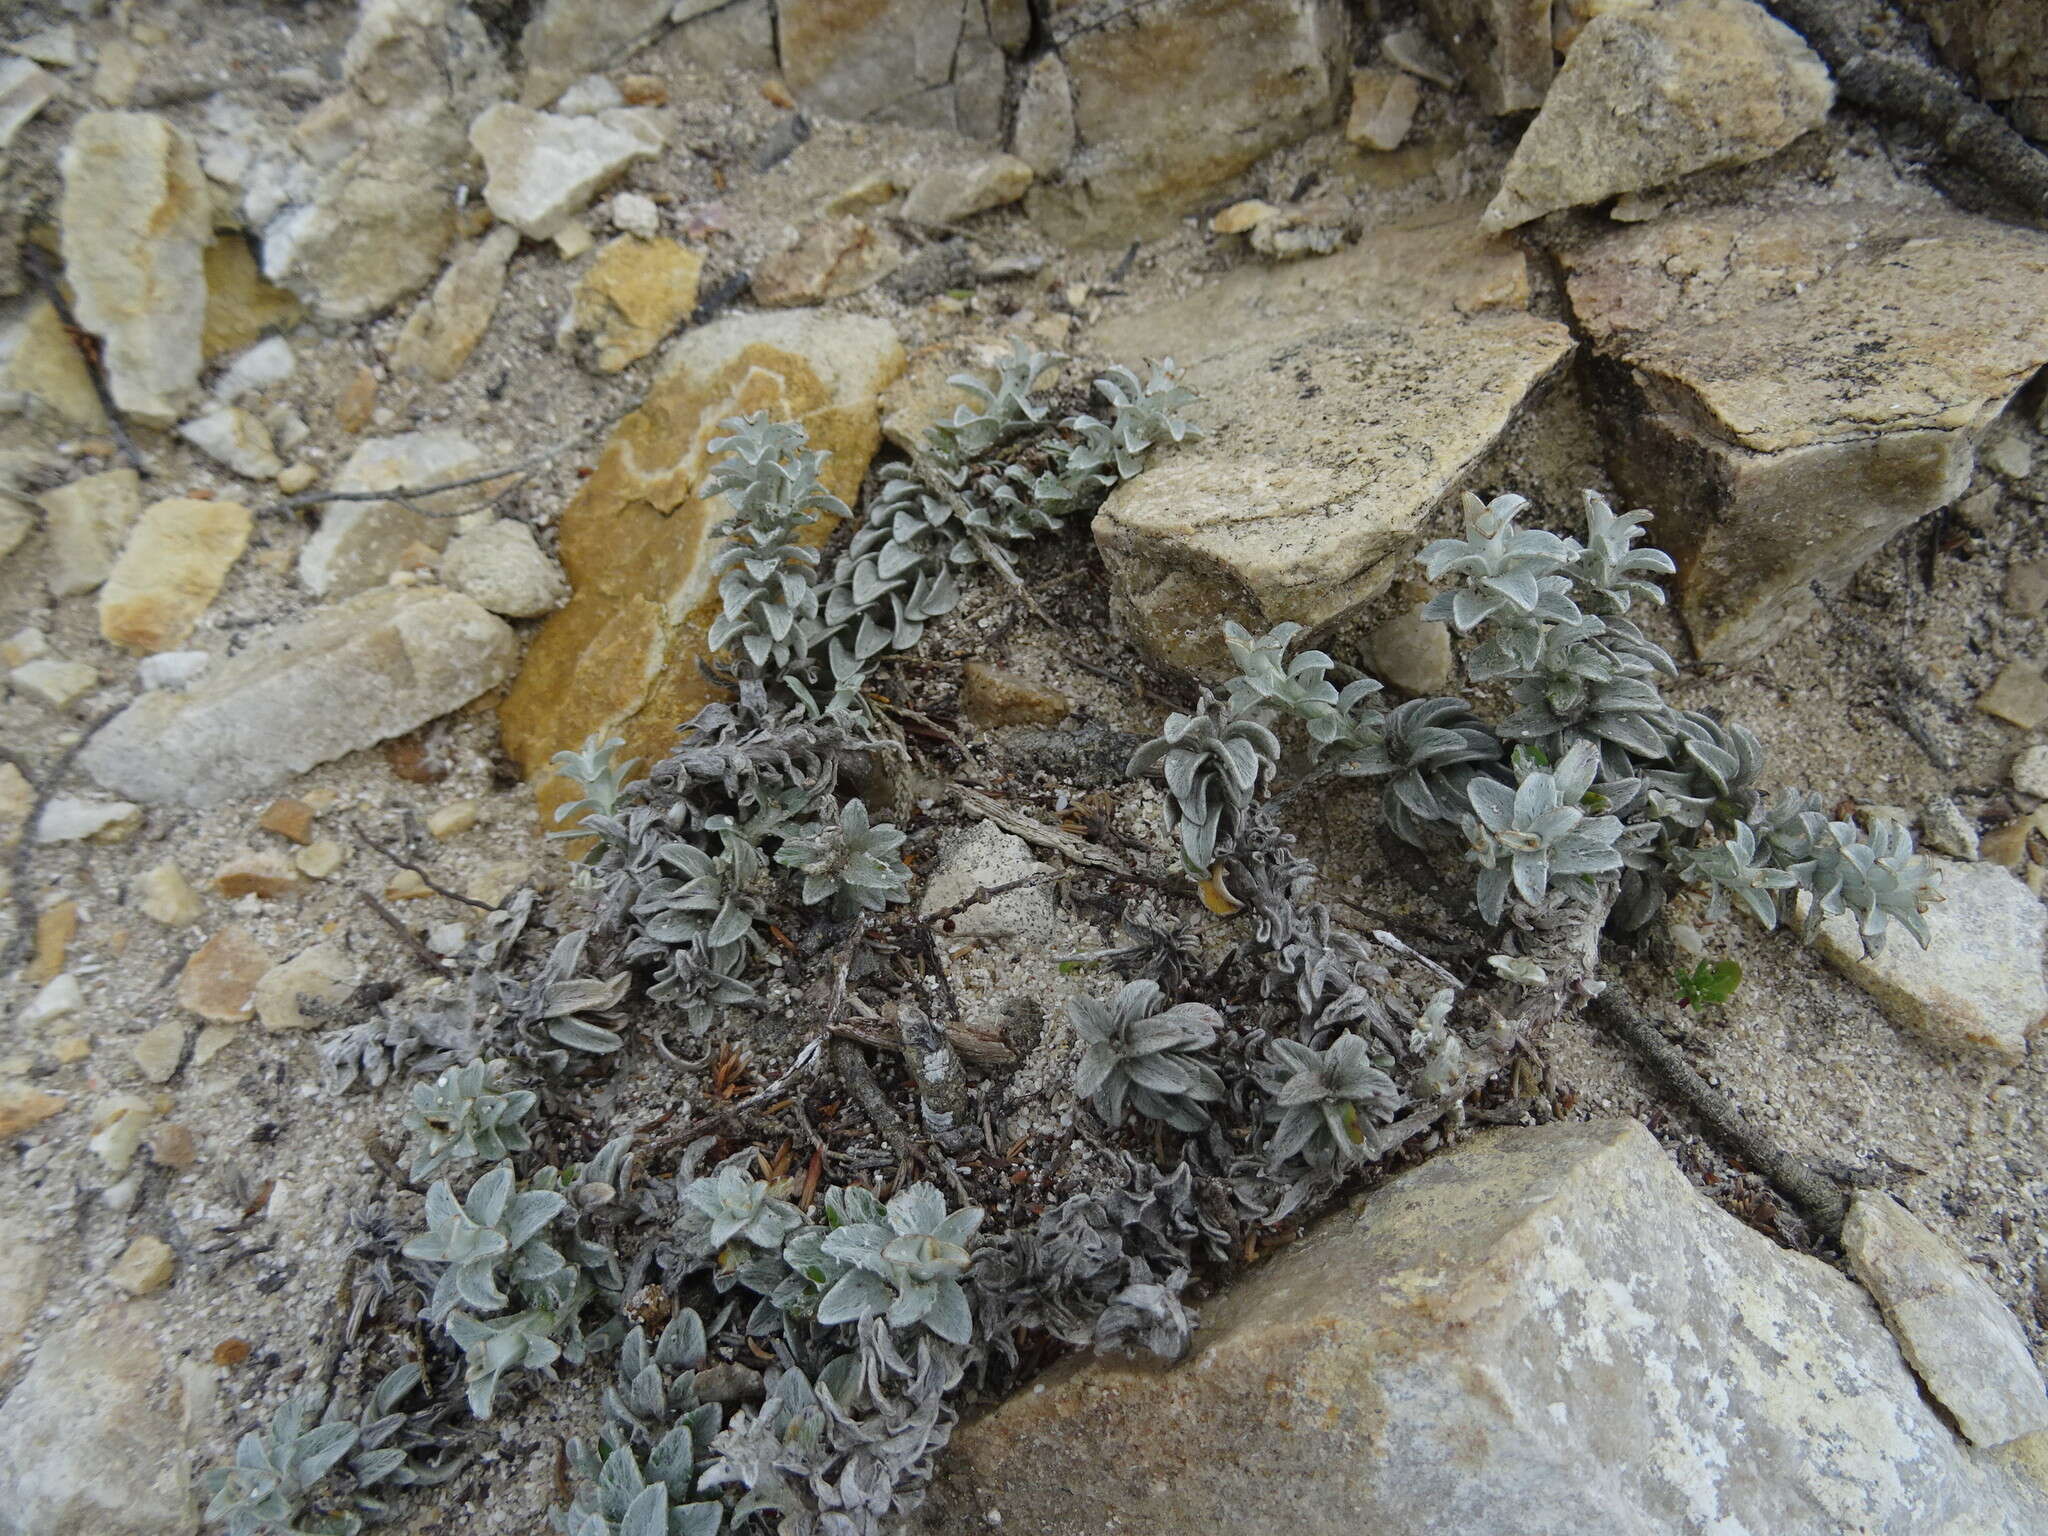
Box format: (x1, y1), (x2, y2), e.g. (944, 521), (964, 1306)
(752, 218), (901, 307)
(499, 312), (903, 822)
(960, 662), (1072, 728)
(2, 300), (108, 429)
(174, 926), (271, 1022)
(201, 235), (305, 361)
(565, 236), (704, 373)
(97, 498), (253, 654)
(0, 1085), (65, 1137)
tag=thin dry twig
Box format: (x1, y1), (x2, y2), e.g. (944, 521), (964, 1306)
(950, 784), (1134, 876)
(21, 247), (148, 476)
(1590, 989), (1848, 1237)
(353, 889), (452, 974)
(3, 703), (126, 974)
(350, 820), (495, 911)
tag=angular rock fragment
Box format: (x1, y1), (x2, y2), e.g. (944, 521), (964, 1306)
(470, 104), (667, 239)
(1346, 66), (1422, 151)
(82, 588), (517, 808)
(99, 498), (253, 654)
(562, 235), (704, 372)
(901, 153), (1034, 226)
(176, 407), (283, 480)
(918, 821), (1055, 942)
(778, 0), (1026, 141)
(440, 518), (568, 617)
(1808, 858), (2048, 1057)
(174, 927), (271, 1023)
(1011, 53), (1075, 175)
(0, 1306), (197, 1536)
(59, 112), (210, 424)
(1484, 0), (1831, 231)
(391, 224), (520, 381)
(518, 0), (676, 108)
(499, 311), (903, 818)
(39, 467), (140, 599)
(924, 1120), (2048, 1534)
(1565, 201), (2048, 660)
(254, 944), (358, 1032)
(0, 59), (54, 154)
(211, 336), (298, 403)
(256, 0), (506, 321)
(1093, 205), (1571, 675)
(1045, 0), (1349, 236)
(1844, 1192), (2048, 1449)
(299, 431), (499, 597)
(751, 218), (900, 307)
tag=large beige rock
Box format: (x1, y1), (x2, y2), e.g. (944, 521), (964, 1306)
(1482, 0), (1833, 232)
(58, 113), (210, 425)
(258, 0), (506, 321)
(923, 1120), (2048, 1535)
(81, 588), (517, 808)
(1843, 1192), (2048, 1449)
(0, 1306), (197, 1536)
(1807, 858), (2048, 1058)
(1045, 0), (1349, 236)
(98, 498), (253, 653)
(1418, 0), (1552, 112)
(1565, 199), (2048, 660)
(1093, 205), (1572, 675)
(778, 0), (1028, 141)
(499, 310), (903, 821)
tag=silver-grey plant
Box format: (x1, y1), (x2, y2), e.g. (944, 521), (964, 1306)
(1255, 1032), (1403, 1168)
(816, 1182), (983, 1346)
(1070, 979), (1226, 1132)
(774, 798), (911, 919)
(401, 1060), (535, 1182)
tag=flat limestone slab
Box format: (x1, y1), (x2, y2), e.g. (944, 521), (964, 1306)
(922, 1120), (2048, 1535)
(1091, 204), (1572, 676)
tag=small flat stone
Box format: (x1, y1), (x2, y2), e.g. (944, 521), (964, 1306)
(1210, 200), (1276, 235)
(0, 761), (31, 833)
(426, 799), (480, 839)
(900, 153), (1033, 227)
(98, 496), (253, 654)
(191, 1024), (236, 1067)
(2013, 745), (2048, 799)
(35, 796), (142, 844)
(391, 224), (521, 382)
(470, 103), (666, 239)
(1362, 595), (1455, 694)
(213, 850), (302, 900)
(1011, 54), (1074, 176)
(107, 1235), (176, 1296)
(20, 973), (84, 1030)
(137, 861), (203, 927)
(2004, 558), (2048, 616)
(0, 626), (45, 669)
(86, 1094), (156, 1173)
(257, 797), (316, 845)
(39, 467), (141, 598)
(176, 406), (283, 479)
(129, 1023), (185, 1084)
(959, 662), (1072, 728)
(1985, 433), (2035, 480)
(1810, 858), (2048, 1057)
(29, 900), (76, 984)
(253, 944), (358, 1032)
(275, 463), (317, 496)
(299, 431), (495, 597)
(439, 518), (569, 617)
(1844, 1192), (2048, 1447)
(294, 839), (347, 880)
(752, 218), (900, 308)
(212, 336), (298, 403)
(918, 821), (1055, 943)
(174, 926), (271, 1022)
(0, 497), (31, 569)
(1383, 24), (1461, 89)
(1346, 67), (1422, 151)
(1981, 664), (2048, 729)
(9, 658), (99, 709)
(610, 191), (660, 238)
(146, 1122), (197, 1169)
(0, 1240), (48, 1379)
(0, 1084), (65, 1137)
(1920, 797), (1980, 861)
(0, 58), (55, 153)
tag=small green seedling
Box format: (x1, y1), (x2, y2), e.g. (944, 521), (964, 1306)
(1674, 958), (1742, 1009)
